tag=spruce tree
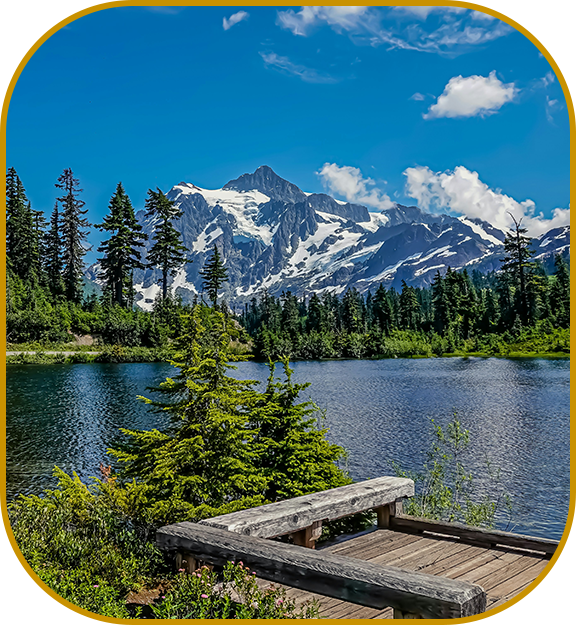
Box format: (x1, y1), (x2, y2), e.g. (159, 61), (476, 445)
(97, 182), (147, 307)
(145, 188), (188, 301)
(549, 254), (570, 327)
(500, 214), (536, 325)
(399, 280), (421, 330)
(6, 167), (37, 281)
(56, 168), (90, 303)
(199, 244), (229, 307)
(45, 202), (65, 298)
(109, 307), (267, 523)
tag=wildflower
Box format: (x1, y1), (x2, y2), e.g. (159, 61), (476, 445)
(252, 571), (256, 575)
(201, 594), (209, 599)
(93, 585), (99, 588)
(178, 568), (185, 572)
(276, 599), (284, 606)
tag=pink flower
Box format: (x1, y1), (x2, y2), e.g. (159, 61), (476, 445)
(276, 599), (284, 606)
(93, 585), (99, 588)
(178, 568), (185, 572)
(201, 594), (209, 599)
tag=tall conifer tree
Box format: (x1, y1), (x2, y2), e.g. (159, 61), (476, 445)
(97, 182), (147, 307)
(145, 188), (187, 301)
(6, 167), (37, 281)
(199, 244), (229, 307)
(45, 202), (65, 298)
(56, 168), (90, 302)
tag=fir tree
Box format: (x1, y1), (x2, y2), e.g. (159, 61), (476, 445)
(145, 188), (188, 301)
(199, 244), (229, 307)
(109, 307), (267, 522)
(56, 168), (90, 303)
(399, 280), (421, 330)
(45, 202), (65, 298)
(500, 214), (536, 325)
(97, 183), (147, 307)
(549, 254), (570, 327)
(6, 167), (37, 281)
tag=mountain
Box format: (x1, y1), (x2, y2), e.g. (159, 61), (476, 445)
(85, 166), (570, 311)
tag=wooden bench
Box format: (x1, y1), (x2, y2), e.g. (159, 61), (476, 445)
(199, 476), (414, 548)
(155, 521), (487, 619)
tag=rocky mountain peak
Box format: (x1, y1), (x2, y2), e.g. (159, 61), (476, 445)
(223, 165), (307, 204)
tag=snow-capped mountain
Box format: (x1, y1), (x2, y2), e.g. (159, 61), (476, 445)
(86, 166), (569, 311)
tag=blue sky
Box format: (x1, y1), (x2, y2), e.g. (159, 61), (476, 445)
(6, 5), (569, 262)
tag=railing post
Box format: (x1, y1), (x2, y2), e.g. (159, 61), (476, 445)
(376, 498), (403, 528)
(292, 521), (322, 548)
(175, 550), (197, 573)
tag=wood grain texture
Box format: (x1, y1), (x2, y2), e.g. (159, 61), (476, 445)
(155, 522), (486, 618)
(199, 477), (414, 538)
(390, 515), (558, 556)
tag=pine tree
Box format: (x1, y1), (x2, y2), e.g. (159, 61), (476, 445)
(500, 214), (536, 325)
(109, 307), (267, 523)
(6, 167), (37, 281)
(145, 188), (188, 301)
(45, 202), (65, 298)
(549, 254), (570, 327)
(56, 168), (90, 303)
(199, 244), (229, 307)
(251, 360), (349, 501)
(97, 183), (147, 307)
(399, 280), (421, 330)
(373, 283), (393, 334)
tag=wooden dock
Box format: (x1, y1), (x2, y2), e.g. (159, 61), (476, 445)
(279, 528), (550, 618)
(156, 477), (557, 619)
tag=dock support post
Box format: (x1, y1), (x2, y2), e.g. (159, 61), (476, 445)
(292, 521), (322, 548)
(376, 498), (403, 528)
(175, 551), (197, 573)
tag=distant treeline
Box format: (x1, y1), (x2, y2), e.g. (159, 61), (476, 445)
(239, 255), (570, 359)
(6, 166), (570, 358)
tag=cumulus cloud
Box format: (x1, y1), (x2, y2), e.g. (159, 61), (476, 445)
(425, 71), (517, 119)
(277, 6), (369, 36)
(223, 10), (249, 31)
(259, 52), (337, 84)
(404, 165), (569, 236)
(318, 163), (394, 210)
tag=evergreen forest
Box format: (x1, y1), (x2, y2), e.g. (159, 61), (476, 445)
(5, 167), (570, 360)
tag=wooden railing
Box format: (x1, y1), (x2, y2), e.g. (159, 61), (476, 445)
(156, 521), (486, 619)
(199, 475), (414, 548)
(156, 477), (490, 618)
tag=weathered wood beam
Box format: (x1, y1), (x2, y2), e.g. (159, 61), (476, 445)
(156, 522), (486, 619)
(200, 476), (414, 539)
(389, 515), (558, 557)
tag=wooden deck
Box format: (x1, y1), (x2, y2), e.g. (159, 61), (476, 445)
(273, 529), (549, 619)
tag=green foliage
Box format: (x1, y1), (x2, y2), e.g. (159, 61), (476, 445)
(151, 563), (318, 619)
(392, 414), (512, 528)
(199, 244), (229, 307)
(145, 188), (188, 301)
(8, 468), (169, 618)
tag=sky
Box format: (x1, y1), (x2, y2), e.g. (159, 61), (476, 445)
(6, 5), (570, 263)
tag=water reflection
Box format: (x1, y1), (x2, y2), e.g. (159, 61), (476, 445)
(6, 358), (569, 539)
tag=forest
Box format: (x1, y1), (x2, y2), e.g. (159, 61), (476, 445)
(5, 167), (570, 359)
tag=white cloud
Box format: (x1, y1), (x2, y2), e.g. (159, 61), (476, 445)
(546, 95), (562, 123)
(277, 6), (369, 36)
(404, 165), (569, 236)
(223, 11), (249, 31)
(425, 71), (517, 119)
(259, 52), (336, 84)
(317, 163), (394, 210)
(540, 71), (555, 88)
(410, 92), (426, 101)
(275, 7), (511, 54)
(470, 10), (497, 22)
(392, 6), (466, 20)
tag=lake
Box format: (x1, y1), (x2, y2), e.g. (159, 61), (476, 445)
(5, 357), (570, 540)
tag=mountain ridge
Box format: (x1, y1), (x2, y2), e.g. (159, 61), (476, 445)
(85, 166), (570, 311)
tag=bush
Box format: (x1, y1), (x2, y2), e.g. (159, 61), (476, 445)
(151, 563), (318, 619)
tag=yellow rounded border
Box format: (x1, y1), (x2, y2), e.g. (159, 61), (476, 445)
(0, 0), (576, 625)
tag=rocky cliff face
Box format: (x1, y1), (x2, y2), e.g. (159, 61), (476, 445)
(85, 166), (570, 311)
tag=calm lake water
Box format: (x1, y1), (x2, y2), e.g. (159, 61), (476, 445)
(6, 358), (570, 540)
